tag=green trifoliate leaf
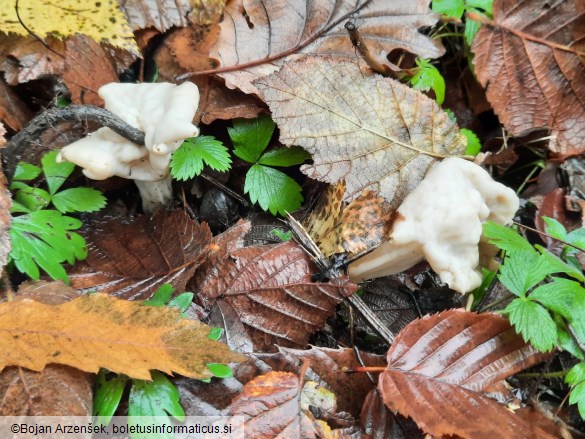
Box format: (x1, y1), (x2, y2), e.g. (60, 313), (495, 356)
(41, 150), (75, 194)
(171, 136), (231, 181)
(143, 284), (174, 307)
(542, 217), (567, 241)
(258, 146), (311, 167)
(206, 363), (233, 379)
(505, 298), (557, 352)
(461, 128), (481, 156)
(498, 250), (545, 296)
(129, 371), (185, 439)
(229, 114), (275, 163)
(529, 278), (584, 320)
(244, 164), (303, 216)
(13, 162), (41, 181)
(93, 370), (128, 423)
(9, 210), (87, 282)
(432, 0), (464, 18)
(51, 187), (107, 213)
(483, 222), (534, 253)
(566, 363), (585, 419)
(409, 59), (446, 105)
(14, 185), (51, 212)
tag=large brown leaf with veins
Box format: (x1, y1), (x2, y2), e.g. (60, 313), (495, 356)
(472, 0), (585, 156)
(192, 240), (357, 351)
(378, 309), (552, 439)
(69, 210), (212, 300)
(210, 0), (444, 95)
(255, 56), (467, 206)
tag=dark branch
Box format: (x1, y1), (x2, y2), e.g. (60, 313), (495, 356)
(3, 105), (145, 180)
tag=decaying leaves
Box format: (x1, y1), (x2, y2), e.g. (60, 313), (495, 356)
(255, 56), (467, 207)
(226, 371), (355, 438)
(472, 0), (585, 156)
(0, 281), (92, 417)
(0, 292), (245, 380)
(192, 240), (357, 351)
(68, 210), (212, 300)
(378, 309), (551, 438)
(0, 79), (32, 131)
(210, 0), (445, 95)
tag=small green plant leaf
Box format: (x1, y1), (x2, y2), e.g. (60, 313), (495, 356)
(208, 327), (224, 342)
(258, 146), (311, 167)
(555, 316), (584, 360)
(432, 0), (464, 18)
(14, 186), (51, 212)
(566, 362), (585, 419)
(206, 363), (233, 379)
(244, 164), (303, 216)
(167, 293), (194, 314)
(143, 284), (174, 307)
(505, 298), (557, 352)
(542, 217), (568, 241)
(498, 250), (545, 297)
(9, 210), (87, 282)
(51, 187), (107, 213)
(466, 0), (493, 15)
(529, 278), (583, 320)
(536, 247), (585, 282)
(129, 371), (185, 438)
(465, 9), (484, 44)
(93, 370), (128, 424)
(13, 163), (42, 181)
(229, 114), (275, 163)
(409, 59), (446, 105)
(171, 136), (232, 181)
(566, 228), (585, 250)
(483, 222), (535, 253)
(41, 150), (75, 195)
(461, 128), (481, 156)
(271, 229), (293, 242)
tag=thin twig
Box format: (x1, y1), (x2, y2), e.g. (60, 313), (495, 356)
(345, 20), (395, 77)
(513, 221), (585, 254)
(199, 172), (250, 207)
(15, 0), (65, 59)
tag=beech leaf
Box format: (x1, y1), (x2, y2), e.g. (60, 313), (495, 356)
(471, 0), (585, 155)
(255, 56), (467, 206)
(211, 0), (445, 94)
(0, 293), (245, 380)
(378, 309), (550, 438)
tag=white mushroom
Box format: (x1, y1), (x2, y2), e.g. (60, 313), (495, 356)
(57, 82), (200, 212)
(348, 157), (520, 293)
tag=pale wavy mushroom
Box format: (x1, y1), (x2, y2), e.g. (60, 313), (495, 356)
(348, 157), (520, 293)
(57, 82), (200, 212)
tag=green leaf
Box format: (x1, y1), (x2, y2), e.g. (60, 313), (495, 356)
(14, 185), (51, 212)
(93, 370), (128, 424)
(482, 222), (534, 253)
(208, 327), (224, 342)
(465, 9), (483, 45)
(409, 59), (446, 105)
(13, 162), (42, 181)
(167, 292), (194, 314)
(9, 210), (87, 282)
(143, 284), (174, 307)
(498, 250), (545, 296)
(461, 128), (481, 156)
(51, 187), (106, 213)
(566, 363), (585, 419)
(229, 114), (275, 163)
(258, 146), (311, 167)
(566, 228), (585, 250)
(206, 363), (233, 379)
(466, 0), (493, 15)
(271, 229), (293, 242)
(542, 217), (567, 241)
(432, 0), (465, 18)
(471, 268), (496, 309)
(529, 278), (584, 320)
(171, 136), (231, 181)
(41, 150), (75, 195)
(245, 164), (303, 216)
(555, 316), (584, 360)
(505, 298), (557, 352)
(536, 247), (585, 282)
(129, 371), (185, 439)
(10, 201), (32, 214)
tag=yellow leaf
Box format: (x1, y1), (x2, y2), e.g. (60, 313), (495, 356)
(0, 293), (245, 380)
(0, 0), (138, 54)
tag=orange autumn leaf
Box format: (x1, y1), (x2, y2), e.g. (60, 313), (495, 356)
(0, 293), (245, 380)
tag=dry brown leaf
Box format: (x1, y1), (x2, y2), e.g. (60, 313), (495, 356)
(226, 371), (351, 438)
(472, 0), (585, 156)
(255, 56), (467, 207)
(69, 210), (212, 300)
(378, 309), (551, 439)
(0, 281), (92, 417)
(120, 0), (225, 30)
(63, 34), (118, 106)
(210, 0), (444, 95)
(192, 240), (357, 351)
(0, 292), (245, 380)
(0, 79), (32, 131)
